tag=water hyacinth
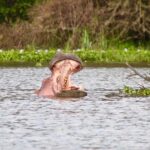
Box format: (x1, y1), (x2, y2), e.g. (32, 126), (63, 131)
(10, 49), (15, 52)
(137, 49), (141, 52)
(45, 49), (49, 53)
(123, 86), (150, 96)
(19, 49), (24, 53)
(57, 48), (61, 52)
(0, 49), (149, 67)
(37, 49), (41, 53)
(76, 48), (81, 52)
(144, 51), (148, 54)
(101, 50), (105, 53)
(124, 48), (128, 52)
(21, 55), (24, 59)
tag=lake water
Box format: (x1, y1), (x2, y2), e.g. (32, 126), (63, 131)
(0, 67), (150, 150)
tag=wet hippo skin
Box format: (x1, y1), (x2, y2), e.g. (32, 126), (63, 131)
(36, 52), (85, 98)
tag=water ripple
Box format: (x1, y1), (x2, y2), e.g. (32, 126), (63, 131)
(0, 67), (150, 150)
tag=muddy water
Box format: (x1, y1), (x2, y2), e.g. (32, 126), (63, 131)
(0, 67), (150, 150)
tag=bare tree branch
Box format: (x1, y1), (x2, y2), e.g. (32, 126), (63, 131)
(126, 62), (150, 82)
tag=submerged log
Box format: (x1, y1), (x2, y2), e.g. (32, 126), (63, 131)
(56, 90), (87, 98)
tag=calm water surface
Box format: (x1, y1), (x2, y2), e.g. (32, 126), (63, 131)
(0, 67), (150, 150)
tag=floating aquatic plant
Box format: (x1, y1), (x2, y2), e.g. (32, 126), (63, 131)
(122, 86), (150, 97)
(0, 49), (150, 67)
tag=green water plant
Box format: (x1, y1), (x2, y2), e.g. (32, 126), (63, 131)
(122, 63), (150, 97)
(122, 86), (150, 97)
(0, 49), (150, 67)
(75, 49), (150, 64)
(0, 49), (55, 66)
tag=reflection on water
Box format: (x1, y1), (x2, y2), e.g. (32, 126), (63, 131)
(0, 67), (150, 150)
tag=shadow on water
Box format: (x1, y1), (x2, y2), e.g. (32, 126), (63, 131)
(0, 67), (150, 150)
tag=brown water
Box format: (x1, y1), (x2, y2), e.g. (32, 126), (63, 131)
(0, 67), (150, 150)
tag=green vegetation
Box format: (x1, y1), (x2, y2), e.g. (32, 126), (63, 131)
(0, 49), (55, 67)
(122, 86), (150, 97)
(0, 0), (40, 23)
(0, 48), (150, 67)
(0, 0), (150, 49)
(75, 49), (150, 64)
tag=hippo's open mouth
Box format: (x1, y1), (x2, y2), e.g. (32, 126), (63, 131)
(36, 52), (84, 98)
(53, 59), (82, 91)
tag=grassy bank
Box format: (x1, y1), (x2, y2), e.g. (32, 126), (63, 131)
(0, 49), (150, 67)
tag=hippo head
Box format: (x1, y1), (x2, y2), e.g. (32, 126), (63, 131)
(36, 52), (84, 98)
(49, 51), (83, 91)
(49, 51), (83, 73)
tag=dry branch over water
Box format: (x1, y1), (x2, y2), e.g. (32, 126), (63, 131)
(126, 63), (150, 82)
(122, 63), (150, 97)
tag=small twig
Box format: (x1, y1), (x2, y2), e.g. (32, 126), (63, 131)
(136, 81), (146, 89)
(126, 62), (150, 82)
(126, 73), (136, 78)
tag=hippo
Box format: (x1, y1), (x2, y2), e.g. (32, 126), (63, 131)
(36, 51), (87, 98)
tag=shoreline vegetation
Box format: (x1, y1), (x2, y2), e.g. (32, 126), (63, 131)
(0, 0), (149, 97)
(0, 0), (150, 68)
(0, 48), (150, 67)
(1, 48), (150, 97)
